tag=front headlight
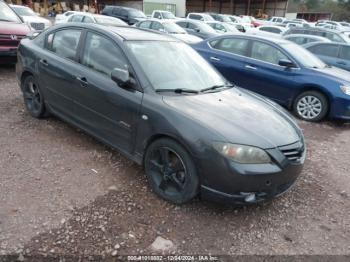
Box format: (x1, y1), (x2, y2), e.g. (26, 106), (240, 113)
(213, 142), (271, 164)
(340, 85), (350, 95)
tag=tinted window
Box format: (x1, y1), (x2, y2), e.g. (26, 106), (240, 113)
(120, 9), (128, 17)
(288, 37), (306, 45)
(251, 41), (288, 65)
(83, 16), (94, 23)
(71, 15), (83, 22)
(151, 22), (164, 31)
(154, 12), (161, 19)
(50, 29), (81, 60)
(309, 44), (339, 57)
(112, 7), (120, 15)
(211, 38), (249, 56)
(189, 14), (201, 20)
(176, 21), (187, 28)
(82, 32), (128, 76)
(339, 46), (350, 60)
(139, 21), (151, 29)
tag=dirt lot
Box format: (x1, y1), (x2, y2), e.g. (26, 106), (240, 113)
(0, 65), (350, 259)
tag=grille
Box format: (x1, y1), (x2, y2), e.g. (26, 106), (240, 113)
(30, 22), (45, 31)
(279, 141), (304, 163)
(0, 34), (25, 47)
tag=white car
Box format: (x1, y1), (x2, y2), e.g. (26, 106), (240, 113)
(67, 13), (127, 26)
(151, 10), (178, 20)
(10, 5), (51, 30)
(206, 21), (241, 34)
(135, 19), (202, 44)
(187, 13), (215, 22)
(54, 11), (79, 25)
(247, 25), (286, 38)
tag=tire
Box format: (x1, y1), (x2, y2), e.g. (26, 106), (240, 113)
(22, 75), (47, 118)
(293, 91), (328, 122)
(144, 138), (199, 204)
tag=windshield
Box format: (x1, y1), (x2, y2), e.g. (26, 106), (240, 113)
(162, 12), (175, 19)
(282, 43), (326, 68)
(13, 6), (36, 16)
(220, 15), (232, 22)
(0, 2), (22, 22)
(163, 23), (186, 34)
(95, 16), (127, 26)
(129, 10), (146, 18)
(126, 41), (226, 91)
(198, 22), (217, 33)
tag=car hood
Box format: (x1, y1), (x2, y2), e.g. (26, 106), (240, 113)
(171, 33), (202, 43)
(162, 88), (301, 149)
(310, 66), (350, 83)
(0, 21), (31, 35)
(22, 16), (51, 25)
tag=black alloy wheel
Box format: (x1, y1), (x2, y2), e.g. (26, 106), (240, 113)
(144, 138), (199, 204)
(22, 75), (47, 118)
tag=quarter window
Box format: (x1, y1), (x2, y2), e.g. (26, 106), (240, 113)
(309, 44), (339, 57)
(251, 41), (288, 65)
(211, 38), (249, 56)
(50, 29), (81, 60)
(82, 32), (128, 77)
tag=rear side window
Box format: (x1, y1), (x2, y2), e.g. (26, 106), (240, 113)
(151, 22), (164, 31)
(251, 41), (288, 65)
(49, 29), (81, 60)
(70, 15), (84, 22)
(82, 32), (128, 77)
(339, 46), (350, 60)
(139, 21), (151, 29)
(211, 38), (249, 56)
(83, 16), (94, 23)
(309, 44), (339, 57)
(189, 14), (201, 20)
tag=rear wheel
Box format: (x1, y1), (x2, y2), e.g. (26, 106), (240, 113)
(293, 91), (328, 122)
(22, 75), (47, 118)
(144, 138), (199, 204)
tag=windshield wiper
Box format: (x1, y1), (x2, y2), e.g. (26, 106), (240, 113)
(156, 88), (199, 94)
(200, 84), (234, 93)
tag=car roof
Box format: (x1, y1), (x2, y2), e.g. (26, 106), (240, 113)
(284, 34), (328, 39)
(55, 23), (178, 41)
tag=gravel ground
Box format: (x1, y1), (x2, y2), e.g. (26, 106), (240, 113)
(0, 65), (349, 260)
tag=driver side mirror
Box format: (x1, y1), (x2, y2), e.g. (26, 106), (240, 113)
(111, 67), (130, 87)
(279, 59), (296, 68)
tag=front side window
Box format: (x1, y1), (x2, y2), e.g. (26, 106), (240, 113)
(309, 44), (339, 57)
(126, 41), (226, 91)
(340, 46), (350, 60)
(251, 41), (288, 65)
(211, 38), (249, 56)
(50, 29), (81, 60)
(82, 32), (128, 77)
(154, 12), (161, 19)
(189, 14), (200, 20)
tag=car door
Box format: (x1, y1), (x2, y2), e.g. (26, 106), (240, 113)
(337, 45), (350, 71)
(37, 28), (84, 118)
(73, 30), (143, 153)
(308, 43), (340, 67)
(242, 40), (299, 104)
(198, 37), (251, 87)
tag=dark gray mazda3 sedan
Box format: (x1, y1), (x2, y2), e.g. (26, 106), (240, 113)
(16, 24), (306, 205)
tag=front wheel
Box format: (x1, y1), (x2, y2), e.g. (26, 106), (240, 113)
(293, 91), (328, 122)
(144, 138), (199, 204)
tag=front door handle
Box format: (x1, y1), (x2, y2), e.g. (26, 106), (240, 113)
(245, 65), (257, 70)
(39, 59), (48, 66)
(76, 76), (88, 87)
(210, 56), (221, 62)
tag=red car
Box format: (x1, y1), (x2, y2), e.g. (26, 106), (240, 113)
(0, 0), (31, 64)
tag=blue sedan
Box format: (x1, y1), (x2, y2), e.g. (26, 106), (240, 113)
(192, 35), (350, 122)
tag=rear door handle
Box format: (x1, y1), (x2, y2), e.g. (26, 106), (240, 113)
(210, 56), (221, 62)
(76, 76), (88, 87)
(245, 65), (257, 70)
(39, 59), (48, 66)
(336, 61), (346, 65)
